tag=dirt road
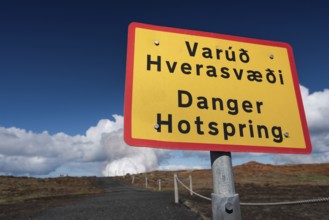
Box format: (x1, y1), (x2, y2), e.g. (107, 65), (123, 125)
(29, 178), (201, 220)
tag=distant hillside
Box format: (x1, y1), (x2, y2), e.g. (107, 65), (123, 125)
(234, 161), (329, 185)
(117, 162), (329, 190)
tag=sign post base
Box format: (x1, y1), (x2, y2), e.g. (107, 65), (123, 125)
(211, 193), (241, 220)
(211, 151), (241, 220)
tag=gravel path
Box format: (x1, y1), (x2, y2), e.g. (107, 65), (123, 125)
(30, 178), (201, 220)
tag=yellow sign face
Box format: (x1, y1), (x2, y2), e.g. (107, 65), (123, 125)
(124, 22), (312, 154)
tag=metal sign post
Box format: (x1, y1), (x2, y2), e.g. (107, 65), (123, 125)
(211, 151), (241, 220)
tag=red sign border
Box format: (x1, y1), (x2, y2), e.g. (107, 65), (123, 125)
(124, 22), (312, 154)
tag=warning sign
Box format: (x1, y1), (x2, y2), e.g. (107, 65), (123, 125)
(124, 22), (312, 154)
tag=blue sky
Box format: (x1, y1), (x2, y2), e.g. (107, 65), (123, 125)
(0, 0), (328, 176)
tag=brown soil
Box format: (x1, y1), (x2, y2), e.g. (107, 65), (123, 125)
(1, 162), (329, 219)
(0, 176), (104, 219)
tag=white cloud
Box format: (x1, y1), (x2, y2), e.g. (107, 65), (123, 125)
(100, 129), (169, 176)
(0, 115), (170, 176)
(300, 85), (329, 133)
(0, 126), (102, 176)
(86, 115), (123, 141)
(158, 164), (205, 171)
(0, 154), (59, 175)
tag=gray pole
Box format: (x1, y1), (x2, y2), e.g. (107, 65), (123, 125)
(189, 174), (193, 196)
(174, 174), (179, 203)
(210, 151), (241, 220)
